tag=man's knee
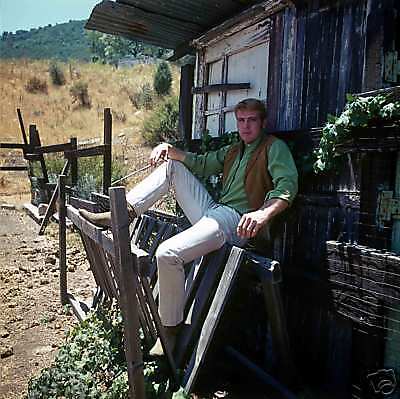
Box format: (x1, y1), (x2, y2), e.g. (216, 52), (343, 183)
(155, 241), (182, 266)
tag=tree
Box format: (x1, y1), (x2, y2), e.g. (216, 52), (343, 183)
(153, 61), (172, 96)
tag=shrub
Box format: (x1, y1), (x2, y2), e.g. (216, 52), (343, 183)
(129, 82), (154, 110)
(143, 95), (179, 146)
(25, 77), (48, 94)
(153, 61), (172, 96)
(26, 304), (189, 399)
(70, 81), (91, 108)
(49, 62), (66, 86)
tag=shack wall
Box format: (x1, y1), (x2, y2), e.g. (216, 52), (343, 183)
(190, 0), (400, 397)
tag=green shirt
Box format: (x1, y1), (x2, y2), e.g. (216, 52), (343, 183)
(183, 134), (298, 215)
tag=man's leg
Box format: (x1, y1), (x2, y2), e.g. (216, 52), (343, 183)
(80, 160), (214, 227)
(150, 215), (227, 355)
(126, 160), (213, 224)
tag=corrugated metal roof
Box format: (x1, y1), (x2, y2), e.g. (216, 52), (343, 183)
(85, 0), (265, 56)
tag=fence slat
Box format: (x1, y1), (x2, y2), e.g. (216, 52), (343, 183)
(58, 174), (68, 305)
(103, 108), (112, 194)
(110, 187), (145, 399)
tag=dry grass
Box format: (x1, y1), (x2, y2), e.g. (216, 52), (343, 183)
(0, 59), (180, 204)
(0, 59), (180, 144)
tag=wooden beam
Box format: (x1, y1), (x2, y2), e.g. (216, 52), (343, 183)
(17, 108), (28, 146)
(0, 143), (29, 149)
(33, 142), (73, 154)
(183, 246), (245, 393)
(29, 125), (49, 184)
(192, 83), (250, 94)
(179, 63), (194, 143)
(59, 174), (68, 305)
(69, 197), (99, 212)
(38, 160), (70, 235)
(175, 246), (228, 368)
(110, 187), (145, 399)
(0, 166), (28, 171)
(64, 145), (105, 158)
(70, 137), (78, 186)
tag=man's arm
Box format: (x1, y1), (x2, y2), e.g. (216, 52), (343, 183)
(237, 139), (298, 239)
(150, 142), (229, 178)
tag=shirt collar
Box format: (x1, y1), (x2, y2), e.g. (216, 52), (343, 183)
(241, 132), (265, 152)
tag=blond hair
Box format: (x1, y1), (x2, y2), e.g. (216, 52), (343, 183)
(234, 98), (266, 121)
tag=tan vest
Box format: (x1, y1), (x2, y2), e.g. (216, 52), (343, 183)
(222, 135), (276, 211)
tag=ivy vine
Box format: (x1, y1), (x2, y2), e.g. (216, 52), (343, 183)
(314, 93), (400, 173)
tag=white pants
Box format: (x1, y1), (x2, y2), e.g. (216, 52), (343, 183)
(126, 160), (245, 326)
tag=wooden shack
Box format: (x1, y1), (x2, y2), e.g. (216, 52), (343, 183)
(86, 0), (400, 397)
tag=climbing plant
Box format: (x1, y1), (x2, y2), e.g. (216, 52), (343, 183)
(314, 93), (400, 173)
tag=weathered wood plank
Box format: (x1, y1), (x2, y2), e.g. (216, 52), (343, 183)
(38, 160), (70, 235)
(184, 246), (245, 393)
(33, 142), (72, 154)
(110, 187), (145, 399)
(69, 197), (99, 212)
(0, 165), (29, 171)
(64, 145), (106, 159)
(103, 108), (112, 195)
(192, 83), (250, 94)
(58, 174), (68, 305)
(175, 246), (228, 368)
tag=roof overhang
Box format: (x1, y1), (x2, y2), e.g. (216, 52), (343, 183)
(85, 0), (291, 59)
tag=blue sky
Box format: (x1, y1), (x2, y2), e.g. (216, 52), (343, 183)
(0, 0), (100, 33)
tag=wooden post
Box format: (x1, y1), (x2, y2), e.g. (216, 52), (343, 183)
(58, 174), (68, 305)
(39, 160), (70, 236)
(29, 124), (49, 203)
(29, 125), (48, 182)
(103, 108), (112, 195)
(110, 187), (145, 399)
(179, 63), (194, 143)
(70, 137), (78, 187)
(17, 108), (28, 145)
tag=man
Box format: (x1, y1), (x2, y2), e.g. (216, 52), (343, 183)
(80, 98), (298, 356)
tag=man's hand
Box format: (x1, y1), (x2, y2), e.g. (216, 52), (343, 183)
(237, 210), (270, 238)
(149, 143), (186, 166)
(236, 198), (288, 239)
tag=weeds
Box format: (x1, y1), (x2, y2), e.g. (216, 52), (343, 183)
(49, 62), (66, 86)
(26, 304), (189, 399)
(45, 155), (128, 199)
(70, 81), (91, 108)
(25, 77), (48, 94)
(129, 82), (154, 110)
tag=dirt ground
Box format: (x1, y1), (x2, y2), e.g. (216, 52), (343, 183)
(0, 207), (95, 398)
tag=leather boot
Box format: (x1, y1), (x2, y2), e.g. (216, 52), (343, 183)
(149, 324), (181, 357)
(79, 203), (137, 228)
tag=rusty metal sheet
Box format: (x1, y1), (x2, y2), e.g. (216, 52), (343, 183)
(86, 0), (264, 52)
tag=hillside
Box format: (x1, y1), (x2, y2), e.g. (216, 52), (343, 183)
(0, 59), (179, 203)
(0, 21), (92, 61)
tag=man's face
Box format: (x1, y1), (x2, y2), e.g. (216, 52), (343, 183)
(236, 110), (266, 144)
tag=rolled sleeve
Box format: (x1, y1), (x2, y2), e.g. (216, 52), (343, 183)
(266, 139), (298, 205)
